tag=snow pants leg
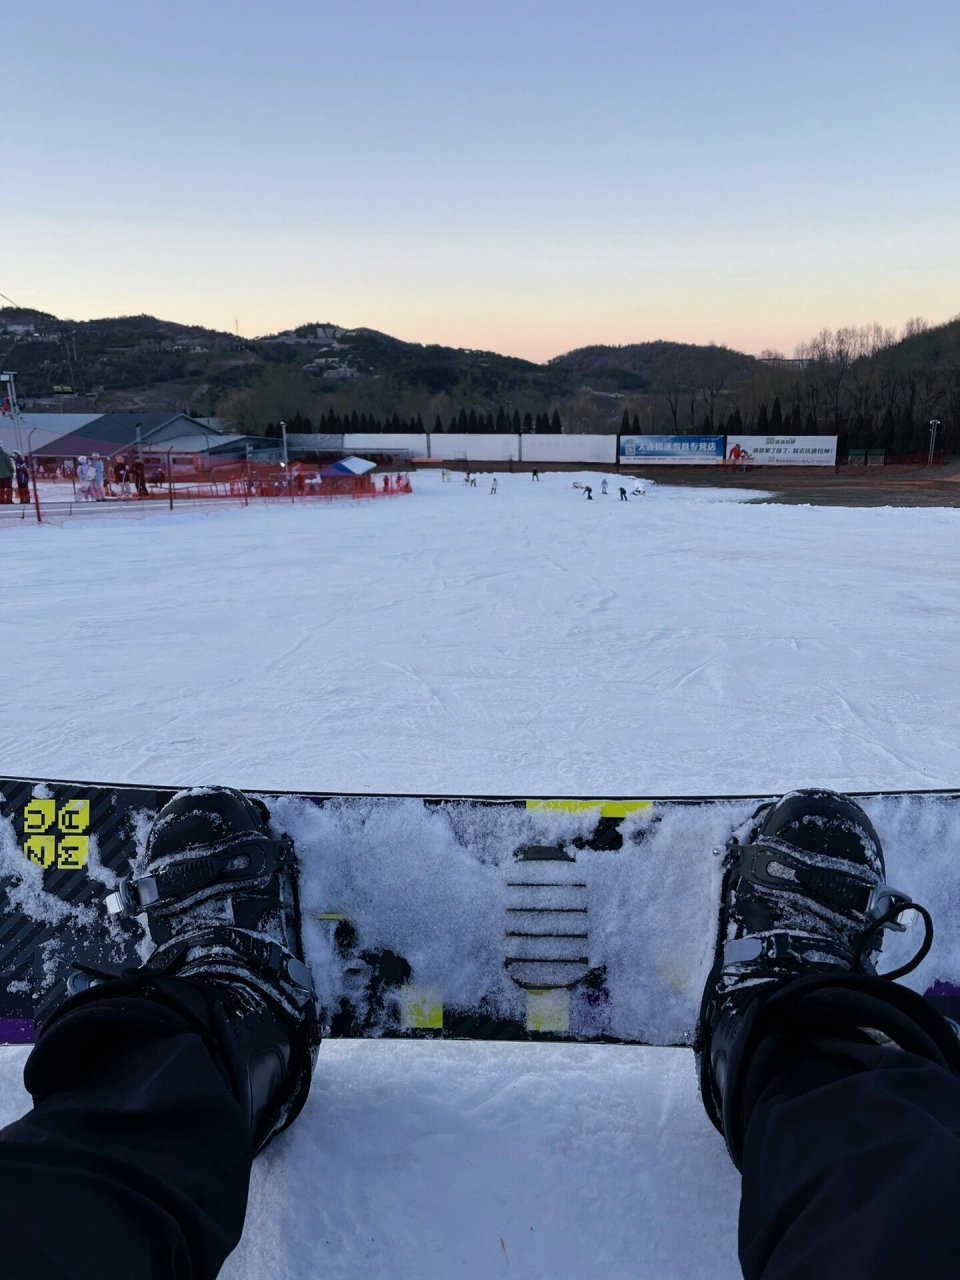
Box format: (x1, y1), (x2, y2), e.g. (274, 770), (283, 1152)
(0, 994), (254, 1280)
(738, 1041), (960, 1280)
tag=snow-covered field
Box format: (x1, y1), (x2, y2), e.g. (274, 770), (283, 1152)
(3, 469), (959, 1279)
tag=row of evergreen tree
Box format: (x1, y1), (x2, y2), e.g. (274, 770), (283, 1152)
(264, 408), (565, 437)
(262, 400), (939, 458)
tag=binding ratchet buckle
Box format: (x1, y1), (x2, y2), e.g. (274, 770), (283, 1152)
(106, 874), (159, 917)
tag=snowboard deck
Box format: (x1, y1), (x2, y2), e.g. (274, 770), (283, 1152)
(0, 777), (957, 1047)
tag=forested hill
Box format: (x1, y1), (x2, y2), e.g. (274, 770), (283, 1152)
(0, 307), (753, 416)
(1, 306), (957, 454)
(548, 340), (757, 389)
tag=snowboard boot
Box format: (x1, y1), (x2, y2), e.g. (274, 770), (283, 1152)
(70, 787), (321, 1153)
(697, 788), (959, 1166)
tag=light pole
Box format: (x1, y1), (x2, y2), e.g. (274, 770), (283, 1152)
(928, 419), (941, 468)
(280, 419), (293, 500)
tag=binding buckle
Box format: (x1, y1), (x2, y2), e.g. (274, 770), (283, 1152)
(105, 874), (159, 917)
(866, 883), (914, 933)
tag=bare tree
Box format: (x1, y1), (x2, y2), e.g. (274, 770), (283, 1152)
(660, 385), (681, 431)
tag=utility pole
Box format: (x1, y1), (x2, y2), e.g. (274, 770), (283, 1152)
(928, 418), (941, 468)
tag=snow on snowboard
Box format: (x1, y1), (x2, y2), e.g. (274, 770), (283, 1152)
(0, 777), (957, 1047)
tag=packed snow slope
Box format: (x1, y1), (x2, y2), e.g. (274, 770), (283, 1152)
(2, 470), (959, 1280)
(3, 470), (957, 793)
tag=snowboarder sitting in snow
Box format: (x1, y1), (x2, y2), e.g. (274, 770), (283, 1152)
(3, 787), (960, 1280)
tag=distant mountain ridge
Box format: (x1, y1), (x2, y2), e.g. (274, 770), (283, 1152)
(1, 307), (957, 456)
(0, 307), (759, 414)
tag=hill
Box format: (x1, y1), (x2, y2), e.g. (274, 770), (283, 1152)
(1, 306), (957, 451)
(0, 308), (720, 420)
(549, 340), (757, 390)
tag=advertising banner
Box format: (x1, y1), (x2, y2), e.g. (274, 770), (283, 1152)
(618, 435), (725, 465)
(725, 436), (837, 466)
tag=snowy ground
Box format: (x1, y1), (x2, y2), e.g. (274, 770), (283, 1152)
(3, 469), (959, 1278)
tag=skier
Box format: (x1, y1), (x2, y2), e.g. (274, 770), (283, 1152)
(531, 469), (540, 481)
(583, 485), (593, 499)
(0, 443), (13, 504)
(13, 453), (30, 504)
(0, 787), (321, 1279)
(601, 478), (608, 495)
(132, 456), (149, 497)
(114, 455), (132, 499)
(619, 487), (628, 501)
(697, 788), (960, 1279)
(490, 477), (498, 495)
(75, 456), (95, 501)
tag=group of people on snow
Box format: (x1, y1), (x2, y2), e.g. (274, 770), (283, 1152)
(0, 444), (156, 507)
(74, 454), (149, 501)
(0, 444), (32, 505)
(573, 477), (645, 500)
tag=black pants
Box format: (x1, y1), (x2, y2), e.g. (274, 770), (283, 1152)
(2, 1003), (959, 1279)
(0, 995), (253, 1279)
(740, 1040), (960, 1279)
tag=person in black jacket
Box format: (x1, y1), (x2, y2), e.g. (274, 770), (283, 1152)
(0, 444), (13, 504)
(13, 453), (30, 504)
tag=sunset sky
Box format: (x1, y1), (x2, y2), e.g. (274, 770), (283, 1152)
(4, 0), (958, 361)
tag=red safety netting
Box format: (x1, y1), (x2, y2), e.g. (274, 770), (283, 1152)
(0, 456), (412, 525)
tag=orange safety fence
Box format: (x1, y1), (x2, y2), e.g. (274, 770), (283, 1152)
(0, 455), (412, 525)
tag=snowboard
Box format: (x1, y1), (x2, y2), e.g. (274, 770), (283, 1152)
(0, 777), (957, 1047)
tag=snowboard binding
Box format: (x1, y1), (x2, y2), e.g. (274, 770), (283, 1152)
(99, 787), (321, 1151)
(696, 788), (955, 1165)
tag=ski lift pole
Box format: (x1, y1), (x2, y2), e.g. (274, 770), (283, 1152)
(1, 370), (24, 454)
(28, 427), (42, 524)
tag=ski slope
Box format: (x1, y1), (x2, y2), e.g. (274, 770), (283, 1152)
(3, 469), (959, 1279)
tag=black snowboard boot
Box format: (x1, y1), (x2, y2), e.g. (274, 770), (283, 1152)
(697, 788), (958, 1166)
(90, 787), (321, 1152)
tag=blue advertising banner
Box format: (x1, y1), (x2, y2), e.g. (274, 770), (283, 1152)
(619, 435), (725, 465)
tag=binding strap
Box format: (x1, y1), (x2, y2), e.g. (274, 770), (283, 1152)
(146, 924), (315, 1004)
(106, 833), (291, 918)
(731, 839), (912, 924)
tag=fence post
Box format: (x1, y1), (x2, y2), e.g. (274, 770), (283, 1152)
(28, 429), (42, 524)
(167, 448), (174, 511)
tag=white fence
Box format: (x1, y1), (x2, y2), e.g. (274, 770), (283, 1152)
(344, 433), (618, 464)
(344, 433), (429, 454)
(520, 435), (617, 463)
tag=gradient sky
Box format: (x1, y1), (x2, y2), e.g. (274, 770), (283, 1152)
(4, 0), (958, 361)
